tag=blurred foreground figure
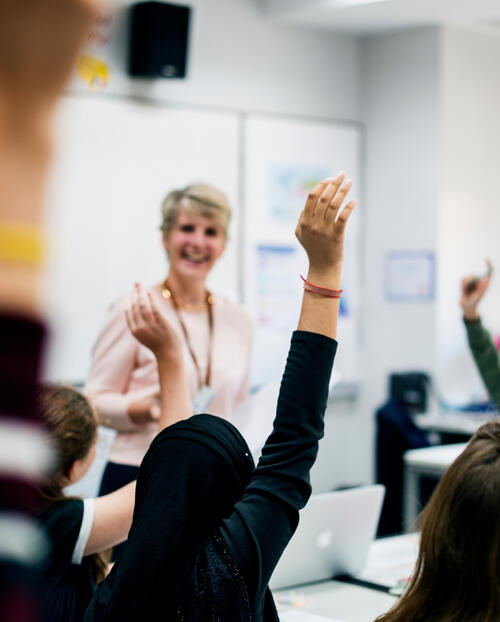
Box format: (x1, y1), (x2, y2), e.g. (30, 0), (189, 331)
(0, 1), (100, 620)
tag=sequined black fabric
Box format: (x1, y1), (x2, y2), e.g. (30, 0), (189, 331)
(176, 534), (252, 622)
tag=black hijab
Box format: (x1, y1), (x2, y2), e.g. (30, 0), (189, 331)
(85, 414), (258, 621)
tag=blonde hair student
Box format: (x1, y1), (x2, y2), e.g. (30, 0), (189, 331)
(38, 384), (135, 622)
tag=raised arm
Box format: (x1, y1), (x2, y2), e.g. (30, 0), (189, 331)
(125, 284), (192, 431)
(0, 0), (99, 317)
(296, 173), (355, 338)
(221, 173), (357, 600)
(460, 259), (493, 322)
(84, 481), (136, 556)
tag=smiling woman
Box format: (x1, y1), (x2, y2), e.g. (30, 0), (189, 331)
(84, 183), (253, 557)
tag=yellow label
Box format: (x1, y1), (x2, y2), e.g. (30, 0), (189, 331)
(77, 54), (110, 89)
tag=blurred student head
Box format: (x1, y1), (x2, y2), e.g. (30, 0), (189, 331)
(377, 420), (500, 622)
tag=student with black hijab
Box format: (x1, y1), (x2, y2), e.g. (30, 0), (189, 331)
(85, 172), (357, 622)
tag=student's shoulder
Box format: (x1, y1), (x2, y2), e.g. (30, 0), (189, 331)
(40, 498), (84, 551)
(41, 498), (83, 528)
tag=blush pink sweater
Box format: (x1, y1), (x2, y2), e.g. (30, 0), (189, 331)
(84, 288), (253, 466)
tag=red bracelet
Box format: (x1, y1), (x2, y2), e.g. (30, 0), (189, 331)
(300, 275), (343, 298)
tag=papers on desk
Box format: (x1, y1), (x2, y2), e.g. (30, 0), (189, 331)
(279, 611), (344, 622)
(353, 533), (419, 593)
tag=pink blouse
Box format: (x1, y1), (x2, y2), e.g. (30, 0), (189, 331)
(84, 288), (253, 466)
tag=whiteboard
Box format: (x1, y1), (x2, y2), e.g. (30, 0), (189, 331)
(242, 115), (362, 388)
(44, 97), (240, 383)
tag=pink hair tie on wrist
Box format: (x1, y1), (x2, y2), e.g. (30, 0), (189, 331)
(300, 275), (343, 298)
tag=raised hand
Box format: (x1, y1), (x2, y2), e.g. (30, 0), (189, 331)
(125, 283), (181, 360)
(460, 260), (493, 321)
(0, 0), (100, 118)
(295, 173), (357, 340)
(295, 172), (357, 285)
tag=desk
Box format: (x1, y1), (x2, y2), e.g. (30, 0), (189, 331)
(403, 443), (466, 531)
(273, 533), (420, 621)
(274, 580), (397, 622)
(415, 410), (498, 439)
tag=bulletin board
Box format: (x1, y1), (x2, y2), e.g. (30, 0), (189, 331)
(44, 99), (362, 389)
(44, 96), (241, 383)
(242, 115), (362, 388)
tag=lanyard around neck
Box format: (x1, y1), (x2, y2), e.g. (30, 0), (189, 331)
(162, 279), (214, 389)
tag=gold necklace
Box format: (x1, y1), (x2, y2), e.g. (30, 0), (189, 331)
(161, 283), (214, 312)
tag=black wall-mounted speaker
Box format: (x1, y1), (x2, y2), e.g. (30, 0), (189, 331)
(128, 1), (191, 78)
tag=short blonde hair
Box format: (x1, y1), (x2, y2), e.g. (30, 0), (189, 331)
(161, 183), (232, 239)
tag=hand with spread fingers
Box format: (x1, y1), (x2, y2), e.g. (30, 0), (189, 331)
(295, 172), (357, 283)
(125, 283), (191, 431)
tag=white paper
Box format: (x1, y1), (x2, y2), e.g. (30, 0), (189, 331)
(385, 251), (435, 302)
(279, 611), (345, 622)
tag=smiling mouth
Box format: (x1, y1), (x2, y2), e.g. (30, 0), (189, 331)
(181, 251), (210, 264)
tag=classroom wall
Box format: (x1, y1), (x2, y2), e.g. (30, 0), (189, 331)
(437, 26), (500, 402)
(79, 0), (361, 121)
(311, 27), (442, 492)
(331, 28), (441, 489)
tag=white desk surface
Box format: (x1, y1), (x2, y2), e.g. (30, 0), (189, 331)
(273, 534), (420, 622)
(274, 579), (397, 622)
(403, 443), (466, 469)
(415, 411), (498, 436)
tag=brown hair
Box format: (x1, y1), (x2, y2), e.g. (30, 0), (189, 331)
(38, 383), (106, 582)
(376, 421), (500, 622)
(160, 183), (231, 239)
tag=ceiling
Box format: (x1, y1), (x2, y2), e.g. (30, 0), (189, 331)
(251, 0), (500, 34)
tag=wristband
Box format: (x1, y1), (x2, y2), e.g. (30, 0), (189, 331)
(300, 275), (343, 298)
(0, 223), (44, 266)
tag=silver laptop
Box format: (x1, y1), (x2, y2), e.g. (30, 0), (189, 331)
(270, 485), (386, 590)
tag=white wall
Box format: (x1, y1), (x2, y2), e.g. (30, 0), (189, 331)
(331, 28), (441, 489)
(310, 28), (444, 493)
(437, 26), (500, 403)
(74, 0), (361, 121)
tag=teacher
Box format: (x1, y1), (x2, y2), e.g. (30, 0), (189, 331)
(85, 183), (253, 500)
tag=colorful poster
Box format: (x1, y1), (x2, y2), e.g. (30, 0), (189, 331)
(269, 163), (333, 221)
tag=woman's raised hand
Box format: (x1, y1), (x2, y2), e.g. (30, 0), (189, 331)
(125, 283), (181, 360)
(295, 172), (357, 283)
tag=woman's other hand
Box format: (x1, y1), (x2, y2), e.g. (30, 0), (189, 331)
(127, 394), (161, 425)
(460, 260), (493, 321)
(295, 172), (357, 286)
(125, 283), (181, 360)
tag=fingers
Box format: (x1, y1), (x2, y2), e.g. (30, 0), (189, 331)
(314, 174), (346, 220)
(335, 199), (357, 230)
(147, 291), (163, 326)
(127, 283), (156, 334)
(303, 172), (344, 218)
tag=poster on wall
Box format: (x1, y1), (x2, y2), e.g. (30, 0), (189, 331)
(269, 163), (332, 221)
(243, 115), (362, 390)
(70, 0), (124, 93)
(384, 251), (435, 302)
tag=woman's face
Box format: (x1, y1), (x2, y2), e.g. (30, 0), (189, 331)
(163, 208), (226, 281)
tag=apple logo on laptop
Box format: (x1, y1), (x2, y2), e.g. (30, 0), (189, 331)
(316, 530), (333, 549)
